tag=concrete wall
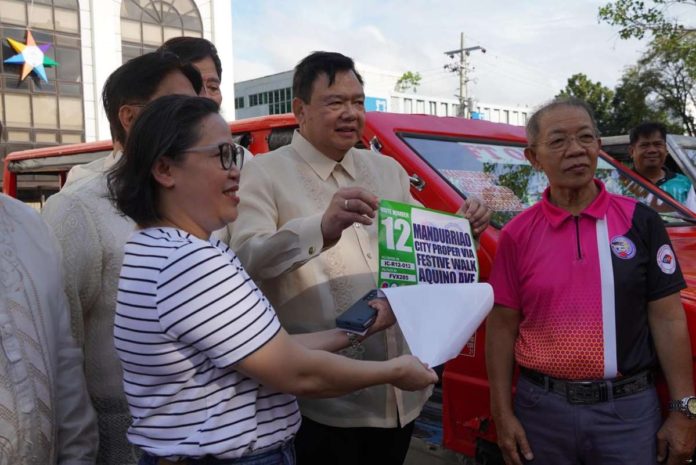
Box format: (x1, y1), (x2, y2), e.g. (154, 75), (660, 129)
(78, 0), (235, 142)
(234, 70), (293, 119)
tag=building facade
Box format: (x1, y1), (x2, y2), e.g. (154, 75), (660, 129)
(0, 0), (235, 166)
(233, 63), (530, 126)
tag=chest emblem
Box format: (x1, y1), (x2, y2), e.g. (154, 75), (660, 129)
(657, 244), (677, 275)
(610, 235), (636, 259)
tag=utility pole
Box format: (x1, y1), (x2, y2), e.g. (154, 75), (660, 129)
(444, 33), (486, 118)
(458, 33), (465, 117)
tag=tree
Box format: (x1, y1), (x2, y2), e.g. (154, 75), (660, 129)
(599, 0), (695, 135)
(556, 73), (615, 134)
(598, 0), (695, 40)
(637, 34), (696, 135)
(395, 71), (422, 93)
(556, 65), (687, 136)
(608, 65), (680, 134)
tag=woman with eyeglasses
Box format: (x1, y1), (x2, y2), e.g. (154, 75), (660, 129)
(107, 95), (437, 465)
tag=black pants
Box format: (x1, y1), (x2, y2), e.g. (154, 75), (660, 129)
(294, 416), (415, 465)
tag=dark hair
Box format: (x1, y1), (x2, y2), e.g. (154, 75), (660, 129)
(292, 51), (364, 103)
(159, 37), (222, 79)
(102, 51), (203, 145)
(108, 95), (219, 225)
(526, 96), (599, 146)
(629, 121), (667, 145)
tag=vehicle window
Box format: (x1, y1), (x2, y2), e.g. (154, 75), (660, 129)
(671, 135), (696, 167)
(400, 134), (691, 227)
(686, 147), (696, 165)
(7, 149), (111, 205)
(603, 138), (684, 176)
(232, 132), (252, 149)
(686, 148), (696, 167)
(601, 141), (631, 165)
(268, 128), (294, 151)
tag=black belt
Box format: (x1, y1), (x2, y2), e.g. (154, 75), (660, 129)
(519, 367), (654, 405)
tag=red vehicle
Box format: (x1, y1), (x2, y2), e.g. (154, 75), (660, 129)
(2, 140), (112, 204)
(4, 112), (696, 463)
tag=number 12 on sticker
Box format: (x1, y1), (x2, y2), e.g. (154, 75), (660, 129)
(381, 217), (412, 252)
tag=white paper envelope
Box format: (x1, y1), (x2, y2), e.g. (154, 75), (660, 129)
(381, 283), (494, 367)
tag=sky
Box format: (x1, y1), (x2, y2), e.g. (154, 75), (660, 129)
(231, 1), (673, 109)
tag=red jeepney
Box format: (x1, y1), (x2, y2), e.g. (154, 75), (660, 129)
(4, 112), (695, 463)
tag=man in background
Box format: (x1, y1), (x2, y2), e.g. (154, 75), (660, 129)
(629, 121), (696, 211)
(42, 51), (200, 465)
(159, 36), (222, 106)
(0, 193), (97, 464)
(159, 36), (254, 165)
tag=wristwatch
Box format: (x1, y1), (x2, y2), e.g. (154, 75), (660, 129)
(669, 396), (696, 419)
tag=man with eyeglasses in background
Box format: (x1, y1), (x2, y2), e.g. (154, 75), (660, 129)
(629, 121), (696, 212)
(42, 51), (201, 465)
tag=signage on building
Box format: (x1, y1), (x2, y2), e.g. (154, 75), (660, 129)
(4, 30), (58, 82)
(365, 96), (387, 112)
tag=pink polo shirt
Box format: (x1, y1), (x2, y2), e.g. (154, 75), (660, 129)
(489, 180), (685, 380)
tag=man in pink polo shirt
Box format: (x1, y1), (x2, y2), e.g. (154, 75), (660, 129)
(486, 97), (696, 465)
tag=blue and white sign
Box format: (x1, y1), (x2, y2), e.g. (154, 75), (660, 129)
(365, 96), (387, 112)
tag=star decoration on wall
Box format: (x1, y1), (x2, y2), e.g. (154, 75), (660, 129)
(4, 30), (58, 82)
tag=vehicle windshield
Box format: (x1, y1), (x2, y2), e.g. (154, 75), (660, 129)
(401, 134), (692, 228)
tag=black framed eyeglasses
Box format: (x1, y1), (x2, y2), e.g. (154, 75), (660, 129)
(183, 143), (245, 170)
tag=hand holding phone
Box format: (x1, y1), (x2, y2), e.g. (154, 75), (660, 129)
(336, 290), (379, 333)
(365, 297), (397, 336)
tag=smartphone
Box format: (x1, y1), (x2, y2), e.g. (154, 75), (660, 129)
(335, 289), (379, 333)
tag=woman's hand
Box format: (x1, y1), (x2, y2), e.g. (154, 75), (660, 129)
(390, 355), (439, 390)
(365, 298), (397, 337)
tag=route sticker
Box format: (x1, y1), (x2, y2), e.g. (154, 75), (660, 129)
(377, 199), (478, 287)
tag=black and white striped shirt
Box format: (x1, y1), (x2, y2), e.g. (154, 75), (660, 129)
(114, 227), (300, 460)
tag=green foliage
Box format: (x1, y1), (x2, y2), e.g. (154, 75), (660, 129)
(395, 71), (422, 93)
(556, 59), (691, 135)
(482, 163), (542, 226)
(598, 0), (693, 40)
(636, 34), (696, 135)
(609, 66), (681, 134)
(556, 73), (615, 134)
(575, 1), (696, 136)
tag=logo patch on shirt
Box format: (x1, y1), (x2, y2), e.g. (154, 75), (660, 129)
(657, 244), (677, 274)
(610, 236), (636, 259)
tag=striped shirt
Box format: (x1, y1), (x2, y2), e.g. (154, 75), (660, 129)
(114, 227), (300, 460)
